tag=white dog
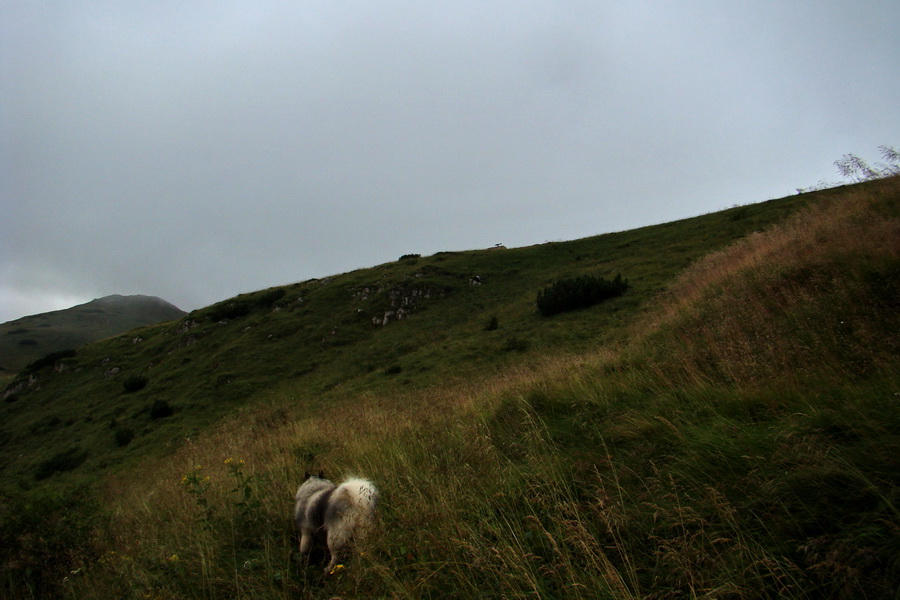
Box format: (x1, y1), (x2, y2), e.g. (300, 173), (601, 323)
(294, 472), (378, 572)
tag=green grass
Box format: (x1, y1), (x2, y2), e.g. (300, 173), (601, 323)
(2, 178), (898, 599)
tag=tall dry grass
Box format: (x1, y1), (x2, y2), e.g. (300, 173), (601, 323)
(633, 176), (900, 386)
(57, 178), (900, 599)
(70, 366), (827, 599)
(78, 360), (639, 599)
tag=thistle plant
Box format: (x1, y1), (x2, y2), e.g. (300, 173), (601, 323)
(180, 464), (213, 528)
(225, 458), (259, 511)
(224, 457), (263, 543)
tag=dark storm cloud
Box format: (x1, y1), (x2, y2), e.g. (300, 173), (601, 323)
(2, 0), (898, 322)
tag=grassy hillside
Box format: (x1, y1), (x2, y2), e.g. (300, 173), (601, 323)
(2, 178), (898, 599)
(0, 294), (186, 377)
(0, 188), (810, 487)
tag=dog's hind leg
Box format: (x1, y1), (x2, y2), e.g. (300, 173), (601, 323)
(325, 527), (351, 573)
(298, 527), (314, 555)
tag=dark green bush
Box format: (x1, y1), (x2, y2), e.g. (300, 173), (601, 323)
(22, 349), (77, 375)
(114, 426), (135, 447)
(255, 288), (286, 308)
(149, 400), (174, 419)
(536, 273), (629, 316)
(34, 447), (88, 480)
(208, 300), (250, 322)
(484, 315), (499, 331)
(29, 415), (61, 435)
(503, 336), (530, 352)
(123, 375), (148, 393)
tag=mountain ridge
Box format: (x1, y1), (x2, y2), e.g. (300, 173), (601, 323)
(0, 294), (186, 376)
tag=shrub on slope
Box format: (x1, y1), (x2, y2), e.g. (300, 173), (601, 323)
(536, 273), (629, 316)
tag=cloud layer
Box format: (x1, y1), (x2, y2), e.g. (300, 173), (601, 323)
(2, 1), (898, 322)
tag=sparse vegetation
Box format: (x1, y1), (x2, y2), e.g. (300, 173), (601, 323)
(1, 177), (898, 599)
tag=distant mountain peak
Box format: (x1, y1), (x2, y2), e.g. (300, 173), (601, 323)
(0, 294), (187, 375)
(92, 294), (182, 310)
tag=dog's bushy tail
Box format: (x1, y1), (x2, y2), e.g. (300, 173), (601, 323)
(331, 478), (378, 540)
(324, 478), (378, 570)
(334, 477), (379, 520)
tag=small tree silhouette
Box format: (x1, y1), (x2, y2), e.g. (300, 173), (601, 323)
(834, 145), (899, 182)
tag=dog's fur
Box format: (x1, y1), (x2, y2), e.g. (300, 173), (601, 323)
(294, 473), (378, 572)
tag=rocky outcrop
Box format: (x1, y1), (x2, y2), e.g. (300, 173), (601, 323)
(353, 277), (459, 328)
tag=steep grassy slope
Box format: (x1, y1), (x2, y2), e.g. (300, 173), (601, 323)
(0, 187), (811, 488)
(3, 179), (898, 599)
(0, 295), (186, 377)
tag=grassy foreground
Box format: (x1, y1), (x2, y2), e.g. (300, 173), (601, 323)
(3, 178), (899, 599)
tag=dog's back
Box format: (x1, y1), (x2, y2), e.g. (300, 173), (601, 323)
(294, 476), (335, 552)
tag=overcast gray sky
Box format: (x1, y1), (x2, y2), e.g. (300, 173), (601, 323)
(2, 0), (898, 323)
